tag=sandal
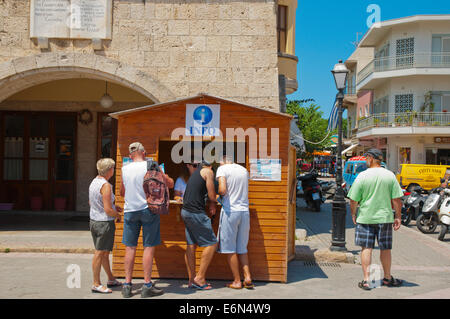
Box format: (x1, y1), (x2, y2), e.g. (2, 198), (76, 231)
(226, 283), (243, 290)
(107, 279), (122, 288)
(243, 281), (255, 289)
(358, 280), (371, 291)
(191, 282), (212, 290)
(382, 276), (403, 287)
(188, 282), (211, 289)
(92, 285), (112, 294)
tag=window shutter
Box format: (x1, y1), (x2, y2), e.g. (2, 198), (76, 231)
(443, 95), (450, 112)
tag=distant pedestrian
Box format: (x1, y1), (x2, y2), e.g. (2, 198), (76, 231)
(120, 142), (174, 298)
(216, 154), (254, 290)
(89, 158), (122, 294)
(181, 160), (218, 290)
(348, 149), (404, 290)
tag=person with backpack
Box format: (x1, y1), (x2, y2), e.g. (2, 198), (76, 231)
(120, 142), (174, 298)
(181, 160), (218, 290)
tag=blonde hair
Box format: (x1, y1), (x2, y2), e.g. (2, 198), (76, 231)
(96, 158), (115, 177)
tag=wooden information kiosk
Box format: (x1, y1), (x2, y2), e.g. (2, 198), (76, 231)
(110, 94), (297, 283)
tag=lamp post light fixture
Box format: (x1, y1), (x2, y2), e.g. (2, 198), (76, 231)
(100, 81), (114, 109)
(330, 60), (349, 251)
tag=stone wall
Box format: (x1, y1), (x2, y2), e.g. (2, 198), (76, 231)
(0, 0), (280, 110)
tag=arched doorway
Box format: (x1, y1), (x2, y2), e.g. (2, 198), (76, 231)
(0, 53), (174, 212)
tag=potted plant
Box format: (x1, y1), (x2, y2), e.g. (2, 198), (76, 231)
(54, 194), (67, 211)
(374, 118), (380, 127)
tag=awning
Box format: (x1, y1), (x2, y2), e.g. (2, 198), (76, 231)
(290, 119), (305, 152)
(342, 144), (358, 155)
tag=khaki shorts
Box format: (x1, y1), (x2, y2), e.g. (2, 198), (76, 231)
(90, 220), (115, 251)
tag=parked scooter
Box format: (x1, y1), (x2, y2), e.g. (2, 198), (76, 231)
(402, 186), (428, 226)
(297, 170), (323, 212)
(438, 188), (450, 241)
(417, 187), (442, 234)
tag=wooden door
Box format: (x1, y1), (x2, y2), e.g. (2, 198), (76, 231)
(52, 113), (77, 210)
(0, 112), (77, 210)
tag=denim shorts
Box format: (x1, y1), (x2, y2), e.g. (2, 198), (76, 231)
(217, 208), (250, 254)
(181, 209), (217, 247)
(122, 208), (161, 247)
(355, 223), (393, 250)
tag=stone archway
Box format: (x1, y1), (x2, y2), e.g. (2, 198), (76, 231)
(0, 52), (175, 103)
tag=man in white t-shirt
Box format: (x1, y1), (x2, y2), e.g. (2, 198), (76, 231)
(216, 154), (254, 290)
(120, 142), (173, 298)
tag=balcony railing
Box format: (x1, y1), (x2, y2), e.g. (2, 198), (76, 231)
(357, 52), (450, 85)
(358, 112), (450, 131)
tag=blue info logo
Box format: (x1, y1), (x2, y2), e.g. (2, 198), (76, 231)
(193, 105), (213, 125)
(186, 104), (220, 136)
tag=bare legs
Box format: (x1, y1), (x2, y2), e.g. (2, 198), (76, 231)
(380, 249), (392, 280)
(124, 246), (137, 284)
(226, 253), (252, 288)
(185, 243), (218, 287)
(92, 250), (115, 287)
(143, 247), (156, 283)
(124, 246), (155, 284)
(361, 247), (392, 283)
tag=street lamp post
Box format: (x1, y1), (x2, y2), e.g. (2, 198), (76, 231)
(330, 60), (349, 251)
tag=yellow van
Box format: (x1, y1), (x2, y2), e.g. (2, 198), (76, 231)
(397, 164), (450, 190)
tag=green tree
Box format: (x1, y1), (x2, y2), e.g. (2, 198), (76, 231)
(287, 100), (345, 157)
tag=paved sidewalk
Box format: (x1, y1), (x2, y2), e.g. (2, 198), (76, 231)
(0, 252), (449, 299)
(295, 199), (450, 268)
(0, 211), (93, 253)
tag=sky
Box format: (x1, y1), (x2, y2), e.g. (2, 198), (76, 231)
(288, 0), (450, 118)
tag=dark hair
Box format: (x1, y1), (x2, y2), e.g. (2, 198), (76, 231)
(180, 164), (190, 182)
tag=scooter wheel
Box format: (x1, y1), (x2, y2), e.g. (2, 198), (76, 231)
(416, 214), (438, 234)
(438, 224), (448, 241)
(401, 207), (412, 226)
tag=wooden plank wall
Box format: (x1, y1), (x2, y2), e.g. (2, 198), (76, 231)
(112, 96), (292, 282)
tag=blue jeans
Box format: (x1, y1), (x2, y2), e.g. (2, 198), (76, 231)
(122, 208), (161, 247)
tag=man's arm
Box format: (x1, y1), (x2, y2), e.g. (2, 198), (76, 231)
(217, 176), (227, 196)
(392, 197), (402, 231)
(120, 181), (125, 197)
(350, 199), (358, 225)
(205, 170), (217, 202)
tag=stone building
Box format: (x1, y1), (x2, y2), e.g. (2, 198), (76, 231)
(0, 0), (298, 211)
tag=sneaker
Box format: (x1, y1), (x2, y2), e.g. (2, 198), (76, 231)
(141, 283), (164, 298)
(122, 284), (132, 298)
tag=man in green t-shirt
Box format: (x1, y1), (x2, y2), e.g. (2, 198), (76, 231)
(347, 149), (404, 290)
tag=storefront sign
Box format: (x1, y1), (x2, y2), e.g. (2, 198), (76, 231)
(249, 159), (282, 181)
(434, 137), (450, 144)
(185, 104), (220, 137)
(30, 0), (112, 39)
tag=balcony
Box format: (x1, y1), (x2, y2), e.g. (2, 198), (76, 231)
(357, 52), (450, 88)
(278, 52), (299, 94)
(357, 112), (450, 138)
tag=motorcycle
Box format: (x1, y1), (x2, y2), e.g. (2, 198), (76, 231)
(297, 170), (323, 212)
(438, 188), (450, 241)
(401, 186), (428, 226)
(417, 187), (442, 234)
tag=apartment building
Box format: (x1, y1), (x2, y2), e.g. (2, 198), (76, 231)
(345, 15), (450, 172)
(0, 0), (298, 211)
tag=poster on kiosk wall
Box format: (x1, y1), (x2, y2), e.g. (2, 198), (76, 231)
(185, 104), (221, 137)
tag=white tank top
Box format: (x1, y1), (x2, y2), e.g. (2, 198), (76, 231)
(89, 177), (115, 221)
(121, 161), (148, 213)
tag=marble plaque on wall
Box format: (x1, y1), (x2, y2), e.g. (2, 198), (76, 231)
(30, 0), (112, 39)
